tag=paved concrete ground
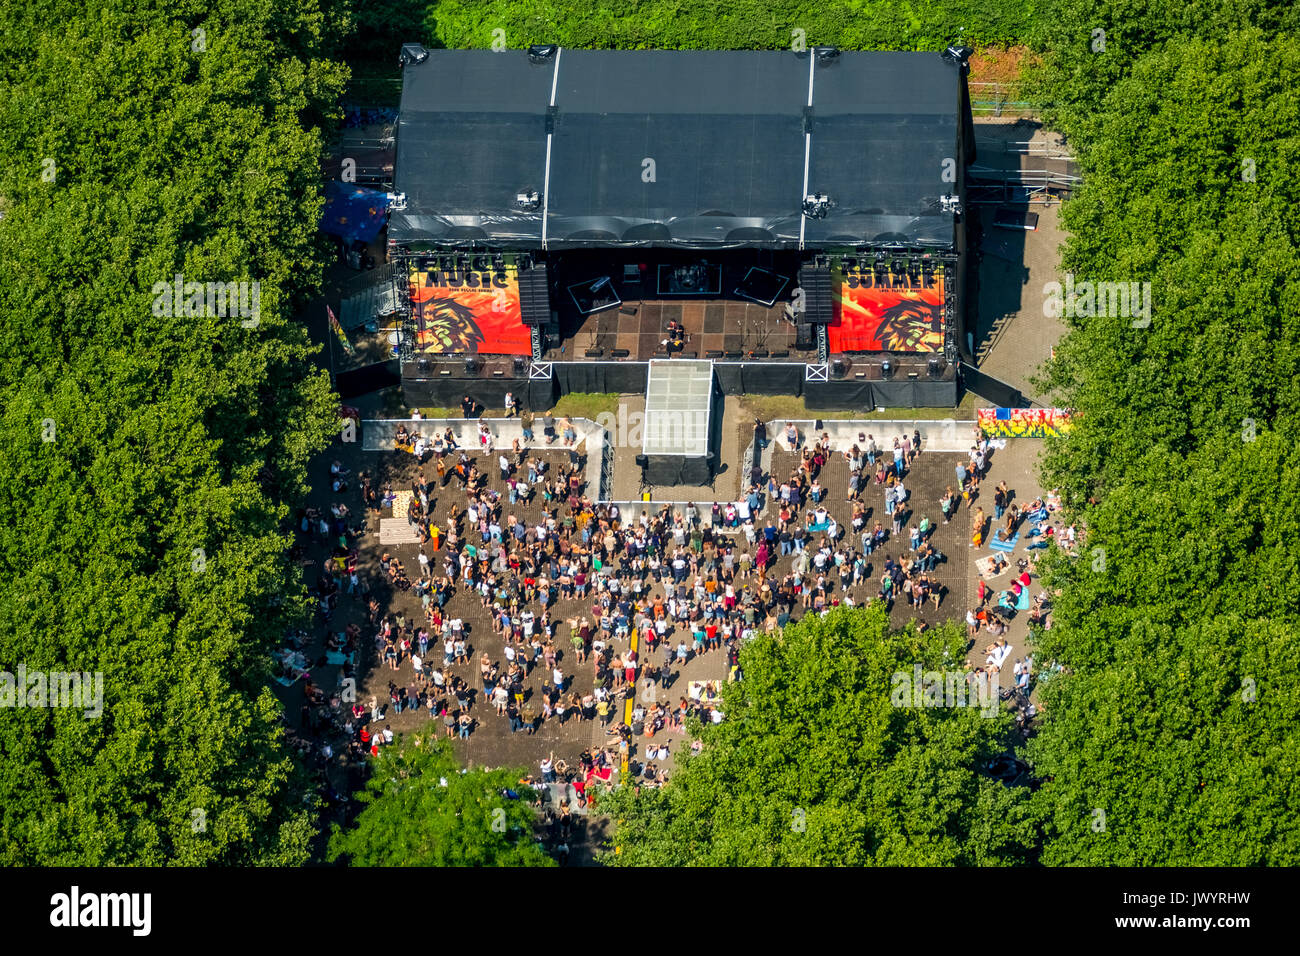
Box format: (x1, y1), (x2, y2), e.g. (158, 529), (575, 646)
(960, 437), (1054, 687)
(969, 119), (1071, 403)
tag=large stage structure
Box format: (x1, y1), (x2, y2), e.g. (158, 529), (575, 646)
(382, 45), (975, 411)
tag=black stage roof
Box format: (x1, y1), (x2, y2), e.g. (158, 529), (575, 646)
(390, 49), (966, 251)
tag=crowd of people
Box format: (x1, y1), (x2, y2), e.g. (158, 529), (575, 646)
(281, 402), (1084, 811)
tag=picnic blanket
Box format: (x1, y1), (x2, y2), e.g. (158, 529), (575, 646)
(688, 680), (723, 704)
(391, 489), (413, 519)
(379, 518), (420, 544)
(998, 588), (1032, 612)
(988, 529), (1020, 552)
(987, 642), (1014, 669)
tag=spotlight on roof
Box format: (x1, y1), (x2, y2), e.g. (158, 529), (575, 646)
(529, 45), (559, 62)
(941, 45), (974, 69)
(815, 47), (840, 62)
(399, 44), (429, 68)
(802, 193), (832, 219)
(516, 189), (540, 211)
(939, 194), (962, 215)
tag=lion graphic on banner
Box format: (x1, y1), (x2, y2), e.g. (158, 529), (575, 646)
(874, 300), (944, 352)
(416, 298), (484, 353)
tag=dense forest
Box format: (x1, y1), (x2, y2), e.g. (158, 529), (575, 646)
(0, 1), (347, 863)
(3, 0), (1298, 865)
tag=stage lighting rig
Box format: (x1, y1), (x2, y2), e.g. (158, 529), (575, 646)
(399, 44), (429, 68)
(802, 193), (833, 219)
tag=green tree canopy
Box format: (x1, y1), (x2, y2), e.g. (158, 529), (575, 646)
(601, 606), (1038, 866)
(1023, 15), (1300, 865)
(329, 738), (555, 867)
(0, 0), (347, 864)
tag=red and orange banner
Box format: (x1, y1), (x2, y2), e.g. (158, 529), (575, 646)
(829, 265), (944, 353)
(407, 263), (531, 356)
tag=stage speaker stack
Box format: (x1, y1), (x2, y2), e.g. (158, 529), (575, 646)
(519, 263), (550, 327)
(798, 265), (833, 326)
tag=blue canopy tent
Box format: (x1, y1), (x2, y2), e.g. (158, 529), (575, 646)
(320, 182), (392, 243)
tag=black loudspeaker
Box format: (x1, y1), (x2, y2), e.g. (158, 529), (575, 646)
(464, 356), (479, 374)
(799, 265), (834, 325)
(513, 356), (528, 373)
(416, 358), (431, 373)
(830, 357), (852, 379)
(635, 455), (649, 468)
(518, 263), (550, 327)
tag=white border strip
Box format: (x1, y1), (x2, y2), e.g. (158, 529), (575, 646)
(541, 48), (562, 248)
(799, 53), (815, 250)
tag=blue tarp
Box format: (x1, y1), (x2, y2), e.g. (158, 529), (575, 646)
(320, 182), (392, 242)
